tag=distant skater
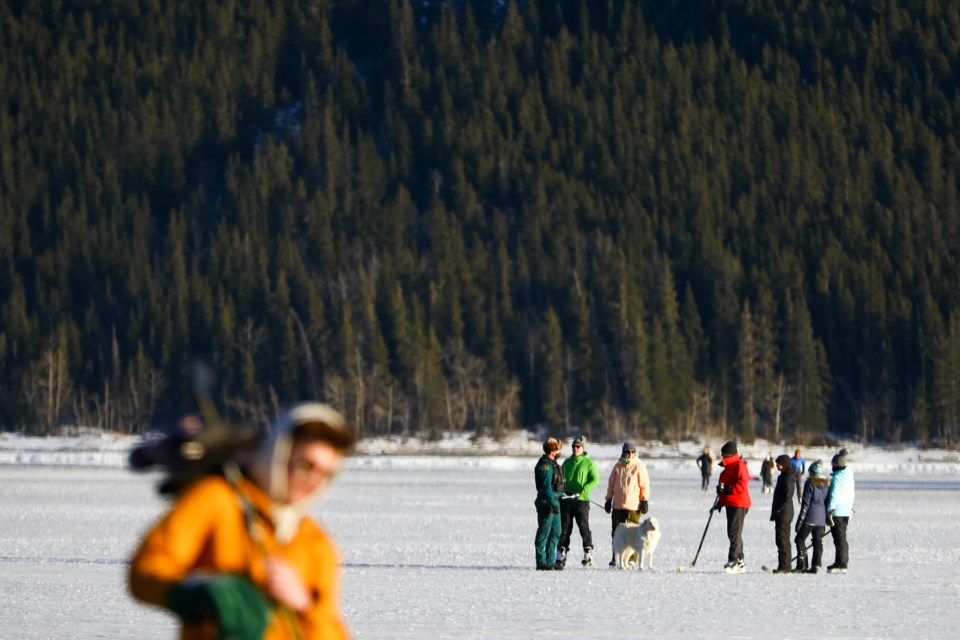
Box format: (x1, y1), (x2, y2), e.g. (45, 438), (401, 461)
(792, 449), (806, 475)
(696, 448), (713, 492)
(760, 453), (774, 494)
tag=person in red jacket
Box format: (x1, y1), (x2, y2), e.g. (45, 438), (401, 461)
(716, 439), (752, 573)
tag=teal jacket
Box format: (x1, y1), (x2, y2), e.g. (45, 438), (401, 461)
(561, 453), (600, 501)
(826, 466), (855, 517)
(534, 455), (564, 511)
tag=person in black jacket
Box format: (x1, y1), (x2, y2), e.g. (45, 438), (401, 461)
(769, 454), (796, 573)
(696, 447), (713, 492)
(760, 453), (774, 493)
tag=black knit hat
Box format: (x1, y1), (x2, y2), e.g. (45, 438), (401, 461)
(721, 440), (737, 457)
(776, 454), (792, 469)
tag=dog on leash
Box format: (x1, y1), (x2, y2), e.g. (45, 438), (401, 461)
(612, 517), (661, 570)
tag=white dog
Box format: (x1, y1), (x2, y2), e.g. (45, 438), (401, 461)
(612, 517), (661, 570)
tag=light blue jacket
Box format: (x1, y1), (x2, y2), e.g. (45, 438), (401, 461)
(826, 467), (855, 517)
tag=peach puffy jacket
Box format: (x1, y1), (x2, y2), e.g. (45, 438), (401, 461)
(128, 474), (349, 640)
(605, 457), (650, 510)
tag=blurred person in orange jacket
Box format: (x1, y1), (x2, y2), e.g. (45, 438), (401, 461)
(129, 403), (355, 639)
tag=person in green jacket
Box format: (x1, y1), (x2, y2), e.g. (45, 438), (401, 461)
(534, 437), (565, 570)
(556, 437), (600, 567)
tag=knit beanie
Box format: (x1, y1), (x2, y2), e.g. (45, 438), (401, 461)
(809, 459), (825, 477)
(721, 440), (737, 458)
(832, 451), (847, 469)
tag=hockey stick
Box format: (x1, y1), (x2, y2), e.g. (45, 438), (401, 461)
(761, 526), (834, 572)
(676, 496), (721, 573)
(791, 526), (832, 562)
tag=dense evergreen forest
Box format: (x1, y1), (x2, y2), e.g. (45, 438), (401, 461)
(2, 0), (959, 445)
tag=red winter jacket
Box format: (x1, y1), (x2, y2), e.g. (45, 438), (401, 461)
(717, 454), (752, 509)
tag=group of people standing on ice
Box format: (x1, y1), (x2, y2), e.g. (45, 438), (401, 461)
(713, 439), (855, 574)
(534, 436), (854, 574)
(534, 437), (650, 570)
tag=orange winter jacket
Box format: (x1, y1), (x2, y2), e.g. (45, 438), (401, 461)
(605, 458), (650, 510)
(128, 475), (349, 640)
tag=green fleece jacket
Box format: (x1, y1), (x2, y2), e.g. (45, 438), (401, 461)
(561, 453), (600, 501)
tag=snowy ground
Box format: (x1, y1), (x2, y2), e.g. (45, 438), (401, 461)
(1, 434), (959, 638)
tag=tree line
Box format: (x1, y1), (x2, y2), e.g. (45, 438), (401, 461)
(1, 0), (959, 445)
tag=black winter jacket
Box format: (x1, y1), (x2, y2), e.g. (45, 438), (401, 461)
(770, 465), (796, 522)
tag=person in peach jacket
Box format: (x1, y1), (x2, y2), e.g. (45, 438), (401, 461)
(603, 442), (651, 566)
(129, 403), (355, 640)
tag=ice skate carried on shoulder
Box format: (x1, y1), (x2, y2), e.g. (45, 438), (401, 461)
(129, 412), (262, 495)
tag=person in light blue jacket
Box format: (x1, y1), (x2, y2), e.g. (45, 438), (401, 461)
(825, 449), (855, 573)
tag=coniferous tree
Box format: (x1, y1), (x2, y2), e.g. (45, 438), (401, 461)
(538, 307), (565, 428)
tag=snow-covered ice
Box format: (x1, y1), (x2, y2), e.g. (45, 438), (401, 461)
(1, 434), (959, 638)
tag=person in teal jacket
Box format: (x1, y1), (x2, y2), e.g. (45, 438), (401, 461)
(556, 437), (600, 567)
(534, 437), (565, 570)
(825, 449), (855, 573)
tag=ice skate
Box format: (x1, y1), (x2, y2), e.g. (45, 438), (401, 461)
(723, 560), (746, 574)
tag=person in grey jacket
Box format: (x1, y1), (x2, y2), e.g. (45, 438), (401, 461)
(794, 459), (830, 572)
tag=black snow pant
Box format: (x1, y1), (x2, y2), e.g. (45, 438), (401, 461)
(558, 499), (593, 552)
(830, 516), (850, 567)
(700, 472), (711, 491)
(725, 506), (748, 563)
(774, 519), (791, 570)
(795, 524), (825, 569)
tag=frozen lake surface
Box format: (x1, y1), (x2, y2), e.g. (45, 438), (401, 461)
(2, 451), (959, 639)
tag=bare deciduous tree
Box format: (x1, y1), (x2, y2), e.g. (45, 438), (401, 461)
(22, 335), (73, 435)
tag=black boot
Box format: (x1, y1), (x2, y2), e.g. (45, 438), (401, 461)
(793, 551), (807, 573)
